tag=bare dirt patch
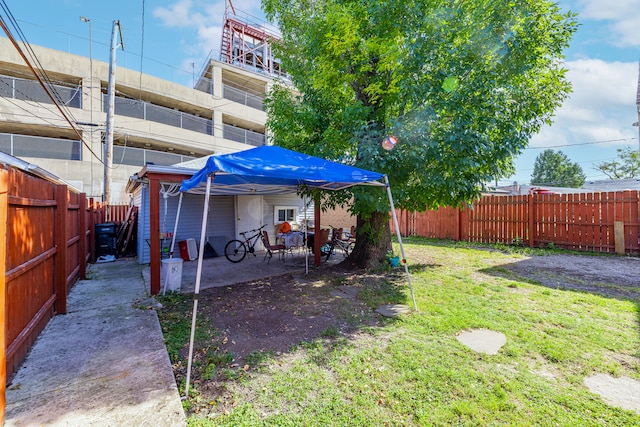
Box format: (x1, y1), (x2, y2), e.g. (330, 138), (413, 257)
(175, 266), (388, 411)
(195, 271), (377, 365)
(489, 253), (640, 301)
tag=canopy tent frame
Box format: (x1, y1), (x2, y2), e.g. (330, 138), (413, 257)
(145, 146), (415, 399)
(178, 172), (414, 399)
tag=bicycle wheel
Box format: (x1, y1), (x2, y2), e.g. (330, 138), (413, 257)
(224, 240), (247, 263)
(324, 242), (335, 262)
(341, 242), (353, 258)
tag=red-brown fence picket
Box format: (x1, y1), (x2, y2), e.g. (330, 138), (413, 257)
(392, 190), (640, 255)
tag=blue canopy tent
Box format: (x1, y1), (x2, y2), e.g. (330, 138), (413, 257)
(180, 145), (388, 194)
(173, 146), (415, 398)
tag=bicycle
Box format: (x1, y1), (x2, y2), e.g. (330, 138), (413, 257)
(324, 226), (353, 261)
(224, 224), (268, 263)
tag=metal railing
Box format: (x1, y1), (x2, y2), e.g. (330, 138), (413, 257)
(194, 77), (266, 112)
(223, 85), (265, 111)
(0, 132), (195, 166)
(0, 74), (82, 108)
(222, 124), (266, 146)
(112, 145), (195, 167)
(103, 95), (213, 135)
(0, 132), (82, 160)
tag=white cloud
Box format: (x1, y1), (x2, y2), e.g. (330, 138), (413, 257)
(530, 58), (638, 149)
(577, 0), (637, 20)
(574, 0), (640, 47)
(153, 0), (264, 61)
(197, 25), (223, 58)
(153, 0), (197, 28)
(566, 59), (637, 106)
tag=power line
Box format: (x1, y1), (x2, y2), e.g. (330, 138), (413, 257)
(0, 1), (103, 163)
(11, 15), (272, 99)
(525, 137), (637, 150)
(1, 5), (226, 167)
(138, 0), (145, 93)
(11, 16), (216, 89)
(1, 75), (265, 153)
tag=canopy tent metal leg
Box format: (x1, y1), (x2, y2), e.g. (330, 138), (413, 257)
(184, 175), (212, 399)
(304, 194), (308, 274)
(385, 175), (417, 311)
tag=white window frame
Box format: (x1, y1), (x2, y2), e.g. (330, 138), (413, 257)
(274, 206), (298, 224)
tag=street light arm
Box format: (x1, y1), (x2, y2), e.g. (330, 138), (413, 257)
(117, 20), (125, 51)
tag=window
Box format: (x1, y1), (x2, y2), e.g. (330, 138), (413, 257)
(274, 206), (298, 224)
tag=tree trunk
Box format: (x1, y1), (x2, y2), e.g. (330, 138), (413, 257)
(346, 211), (392, 269)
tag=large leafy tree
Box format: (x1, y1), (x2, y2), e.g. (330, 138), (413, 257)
(595, 147), (640, 179)
(530, 149), (586, 187)
(263, 0), (577, 267)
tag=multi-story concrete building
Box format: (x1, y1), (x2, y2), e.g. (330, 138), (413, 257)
(0, 24), (272, 203)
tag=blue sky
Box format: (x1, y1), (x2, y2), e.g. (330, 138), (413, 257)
(2, 0), (639, 185)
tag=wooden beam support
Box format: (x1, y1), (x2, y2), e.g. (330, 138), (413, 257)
(314, 193), (321, 267)
(149, 176), (161, 294)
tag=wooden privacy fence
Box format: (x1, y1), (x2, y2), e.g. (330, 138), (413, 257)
(0, 164), (129, 422)
(92, 203), (130, 224)
(393, 190), (640, 255)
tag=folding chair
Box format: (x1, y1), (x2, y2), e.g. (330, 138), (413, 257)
(348, 225), (356, 243)
(262, 231), (286, 263)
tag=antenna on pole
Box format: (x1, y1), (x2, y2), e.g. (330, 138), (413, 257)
(636, 60), (640, 154)
(104, 20), (124, 220)
(227, 0), (237, 16)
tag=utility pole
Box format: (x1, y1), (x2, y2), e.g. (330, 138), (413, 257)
(79, 16), (93, 194)
(635, 61), (640, 154)
(104, 20), (124, 221)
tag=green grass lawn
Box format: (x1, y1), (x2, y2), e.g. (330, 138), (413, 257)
(159, 238), (640, 426)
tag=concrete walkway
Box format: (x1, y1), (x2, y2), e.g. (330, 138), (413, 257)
(4, 259), (185, 427)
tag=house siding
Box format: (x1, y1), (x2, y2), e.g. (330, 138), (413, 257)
(135, 188), (234, 264)
(262, 194), (310, 241)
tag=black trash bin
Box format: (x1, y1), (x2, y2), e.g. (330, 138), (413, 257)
(95, 222), (117, 258)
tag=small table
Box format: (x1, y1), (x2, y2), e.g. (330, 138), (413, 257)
(277, 231), (305, 249)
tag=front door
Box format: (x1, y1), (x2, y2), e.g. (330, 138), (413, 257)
(236, 195), (264, 250)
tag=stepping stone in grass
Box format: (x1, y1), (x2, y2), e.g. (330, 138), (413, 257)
(331, 286), (360, 299)
(376, 304), (411, 318)
(584, 373), (640, 414)
(456, 329), (506, 355)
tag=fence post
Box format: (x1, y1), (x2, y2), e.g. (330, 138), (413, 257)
(636, 191), (640, 254)
(402, 210), (407, 236)
(528, 193), (535, 248)
(55, 184), (68, 314)
(0, 168), (8, 423)
(88, 198), (96, 263)
(79, 193), (87, 279)
(614, 191), (627, 254)
(455, 208), (461, 241)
